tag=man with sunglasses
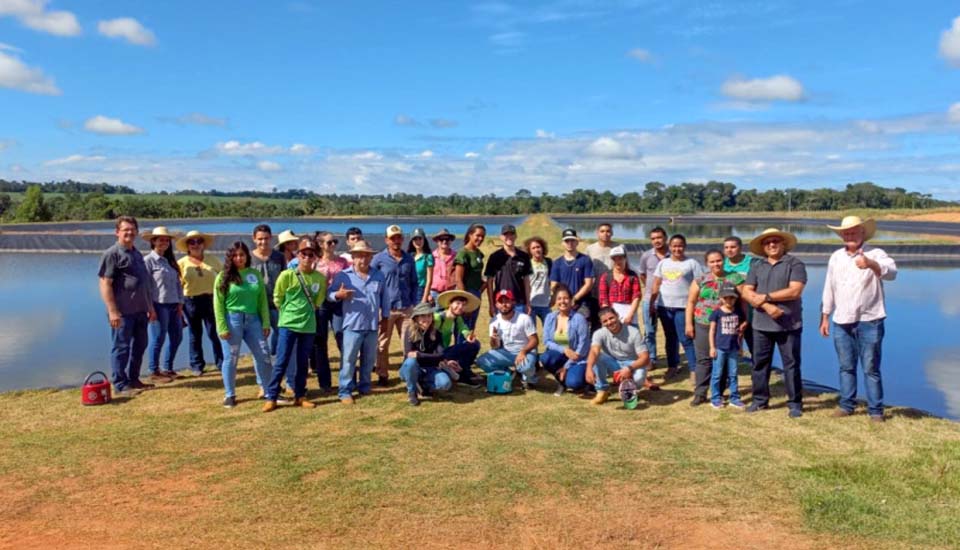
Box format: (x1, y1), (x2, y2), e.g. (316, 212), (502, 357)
(250, 224), (286, 355)
(741, 228), (807, 418)
(371, 225), (418, 386)
(312, 231), (349, 393)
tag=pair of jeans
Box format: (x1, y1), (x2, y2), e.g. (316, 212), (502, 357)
(539, 348), (587, 391)
(443, 341), (480, 369)
(462, 289), (483, 330)
(310, 300), (343, 391)
(220, 312), (273, 398)
(832, 319), (885, 416)
(476, 348), (538, 382)
(265, 328), (314, 400)
(693, 323), (728, 399)
(110, 312), (149, 391)
(147, 302), (182, 373)
(657, 306), (696, 372)
(711, 350), (741, 403)
(340, 329), (378, 399)
(183, 294), (223, 374)
(268, 307), (279, 356)
(641, 299), (658, 362)
(399, 358), (454, 394)
(592, 353), (646, 391)
(751, 328), (803, 410)
(529, 305), (552, 329)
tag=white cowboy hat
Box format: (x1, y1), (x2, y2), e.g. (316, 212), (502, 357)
(175, 230), (215, 252)
(436, 290), (481, 313)
(140, 226), (179, 242)
(827, 216), (877, 242)
(275, 229), (298, 249)
(748, 228), (798, 256)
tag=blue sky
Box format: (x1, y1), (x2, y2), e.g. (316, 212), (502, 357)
(1, 1), (960, 199)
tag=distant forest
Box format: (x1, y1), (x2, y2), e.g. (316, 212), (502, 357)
(0, 179), (952, 223)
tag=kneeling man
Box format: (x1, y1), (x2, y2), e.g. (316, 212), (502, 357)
(476, 290), (539, 390)
(586, 307), (651, 405)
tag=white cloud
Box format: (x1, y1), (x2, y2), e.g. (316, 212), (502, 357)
(721, 74), (805, 102)
(256, 160), (282, 172)
(535, 129), (555, 139)
(0, 0), (81, 36)
(419, 150), (434, 158)
(44, 154), (106, 166)
(84, 115), (144, 135)
(585, 137), (637, 159)
(948, 103), (960, 123)
(0, 42), (22, 52)
(215, 140), (284, 156)
(394, 114), (418, 127)
(97, 17), (156, 46)
(465, 151), (479, 158)
(164, 112), (227, 127)
(289, 143), (314, 155)
(353, 151), (382, 160)
(429, 118), (458, 129)
(0, 50), (60, 95)
(627, 48), (654, 63)
(940, 16), (960, 67)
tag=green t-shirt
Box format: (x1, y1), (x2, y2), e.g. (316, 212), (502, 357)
(213, 268), (270, 335)
(273, 268), (326, 333)
(434, 312), (470, 348)
(454, 248), (485, 292)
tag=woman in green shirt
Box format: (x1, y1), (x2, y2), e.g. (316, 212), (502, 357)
(453, 223), (486, 330)
(214, 241), (272, 408)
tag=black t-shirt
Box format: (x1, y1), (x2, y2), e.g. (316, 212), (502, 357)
(484, 248), (533, 303)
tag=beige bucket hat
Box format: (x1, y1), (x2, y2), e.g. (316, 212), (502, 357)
(275, 229), (298, 249)
(827, 216), (876, 242)
(175, 230), (215, 252)
(748, 228), (798, 256)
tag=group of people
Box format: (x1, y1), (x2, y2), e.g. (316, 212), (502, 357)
(98, 214), (896, 421)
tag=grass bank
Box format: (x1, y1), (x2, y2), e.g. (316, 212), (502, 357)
(0, 214), (957, 549)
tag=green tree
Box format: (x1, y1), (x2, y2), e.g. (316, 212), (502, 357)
(0, 193), (11, 219)
(14, 185), (51, 222)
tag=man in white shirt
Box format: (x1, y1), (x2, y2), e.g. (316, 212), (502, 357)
(819, 216), (897, 422)
(476, 290), (540, 390)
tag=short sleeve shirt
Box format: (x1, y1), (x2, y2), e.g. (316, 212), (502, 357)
(590, 324), (647, 362)
(550, 253), (594, 304)
(693, 271), (745, 325)
(454, 248), (485, 292)
(709, 309), (742, 352)
(178, 255), (223, 297)
(414, 252), (435, 290)
(489, 312), (537, 354)
(484, 248), (532, 303)
(638, 249), (665, 300)
(250, 250), (286, 309)
(746, 254), (807, 332)
(654, 257), (704, 308)
(529, 258), (552, 307)
(98, 243), (151, 315)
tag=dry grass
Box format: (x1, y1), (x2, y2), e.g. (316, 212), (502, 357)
(0, 214), (958, 549)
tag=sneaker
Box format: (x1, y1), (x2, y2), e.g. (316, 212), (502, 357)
(832, 408), (854, 418)
(746, 403), (768, 413)
(553, 384), (565, 397)
(276, 395), (293, 405)
(788, 408), (803, 418)
(262, 400), (278, 413)
(869, 414), (885, 423)
(294, 398), (316, 409)
(114, 387), (142, 398)
(591, 390), (610, 405)
(690, 395), (706, 407)
(407, 391), (421, 406)
(340, 396), (355, 405)
(729, 399), (746, 409)
(223, 396), (236, 408)
(710, 400), (723, 409)
(130, 380), (155, 390)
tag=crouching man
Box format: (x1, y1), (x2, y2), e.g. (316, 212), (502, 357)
(585, 307), (651, 406)
(475, 289), (539, 390)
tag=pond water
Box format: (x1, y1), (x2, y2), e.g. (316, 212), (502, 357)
(1, 253), (958, 420)
(561, 220), (919, 242)
(1, 216), (524, 237)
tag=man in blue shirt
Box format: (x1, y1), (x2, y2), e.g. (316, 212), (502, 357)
(330, 240), (390, 404)
(370, 225), (418, 386)
(550, 228), (597, 328)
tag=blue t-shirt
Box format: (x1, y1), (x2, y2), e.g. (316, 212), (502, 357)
(709, 308), (742, 353)
(550, 253), (594, 305)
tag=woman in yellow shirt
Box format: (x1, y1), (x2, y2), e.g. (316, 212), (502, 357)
(176, 230), (224, 375)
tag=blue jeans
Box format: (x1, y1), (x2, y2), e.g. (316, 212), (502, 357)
(530, 305), (551, 329)
(110, 312), (149, 391)
(399, 358), (453, 394)
(658, 306), (695, 371)
(833, 319), (885, 416)
(592, 353), (646, 391)
(220, 312), (273, 398)
(268, 308), (279, 355)
(443, 341), (480, 369)
(539, 348), (587, 390)
(147, 302), (182, 373)
(311, 300), (343, 391)
(183, 294), (223, 373)
(265, 328), (314, 400)
(340, 329), (378, 399)
(641, 299), (658, 362)
(476, 348), (538, 382)
(463, 289), (483, 330)
(711, 350), (741, 403)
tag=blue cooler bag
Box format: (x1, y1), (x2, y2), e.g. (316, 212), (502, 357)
(486, 370), (514, 394)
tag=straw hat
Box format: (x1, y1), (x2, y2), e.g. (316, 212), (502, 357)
(436, 290), (481, 313)
(827, 215), (876, 242)
(748, 228), (798, 256)
(432, 228), (454, 242)
(175, 230), (215, 252)
(347, 240), (376, 255)
(140, 226), (178, 242)
(275, 229), (298, 249)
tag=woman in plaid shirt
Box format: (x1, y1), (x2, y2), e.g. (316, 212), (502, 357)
(597, 245), (641, 327)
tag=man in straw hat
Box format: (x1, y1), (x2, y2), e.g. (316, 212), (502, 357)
(740, 227), (807, 418)
(820, 216), (897, 422)
(329, 239), (389, 405)
(371, 225), (418, 386)
(98, 215), (157, 397)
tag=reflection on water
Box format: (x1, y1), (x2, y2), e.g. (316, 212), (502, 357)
(1, 253), (958, 419)
(566, 221), (916, 242)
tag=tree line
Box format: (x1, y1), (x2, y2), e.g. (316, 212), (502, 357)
(0, 180), (951, 223)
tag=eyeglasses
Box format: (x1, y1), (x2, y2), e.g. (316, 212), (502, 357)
(299, 251), (316, 258)
(324, 240), (338, 246)
(187, 239), (204, 246)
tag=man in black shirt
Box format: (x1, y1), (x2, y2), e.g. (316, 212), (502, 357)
(484, 224), (532, 317)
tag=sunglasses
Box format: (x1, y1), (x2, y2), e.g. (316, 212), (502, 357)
(763, 239), (783, 246)
(324, 240), (338, 245)
(187, 239), (204, 246)
(299, 250), (316, 258)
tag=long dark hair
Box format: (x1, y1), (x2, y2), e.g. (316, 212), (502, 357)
(407, 234), (431, 256)
(464, 223), (486, 247)
(151, 237), (181, 278)
(220, 241), (251, 295)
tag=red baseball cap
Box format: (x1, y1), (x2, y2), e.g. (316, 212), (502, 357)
(495, 289), (515, 302)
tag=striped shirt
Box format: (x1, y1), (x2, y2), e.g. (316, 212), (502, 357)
(821, 245), (897, 324)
